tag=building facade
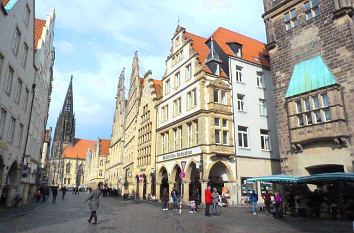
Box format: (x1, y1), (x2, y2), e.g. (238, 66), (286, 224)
(85, 138), (110, 188)
(210, 28), (280, 202)
(155, 26), (236, 205)
(21, 9), (55, 203)
(0, 0), (54, 206)
(263, 0), (354, 175)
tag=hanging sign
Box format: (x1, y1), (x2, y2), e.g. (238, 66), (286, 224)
(181, 161), (186, 171)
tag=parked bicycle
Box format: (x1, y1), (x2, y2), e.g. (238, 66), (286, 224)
(240, 197), (251, 206)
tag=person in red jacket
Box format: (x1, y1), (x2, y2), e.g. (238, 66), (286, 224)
(204, 186), (212, 216)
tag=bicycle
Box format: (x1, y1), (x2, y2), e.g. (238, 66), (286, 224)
(240, 197), (251, 206)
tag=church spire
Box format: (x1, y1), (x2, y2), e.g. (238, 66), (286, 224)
(62, 75), (74, 114)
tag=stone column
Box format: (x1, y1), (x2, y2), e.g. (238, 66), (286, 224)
(200, 181), (208, 206)
(22, 183), (29, 203)
(6, 186), (17, 207)
(155, 182), (161, 201)
(183, 179), (191, 203)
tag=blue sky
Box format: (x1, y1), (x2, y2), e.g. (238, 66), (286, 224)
(35, 0), (267, 140)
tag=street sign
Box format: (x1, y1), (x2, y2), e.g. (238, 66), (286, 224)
(181, 161), (186, 171)
(179, 171), (185, 179)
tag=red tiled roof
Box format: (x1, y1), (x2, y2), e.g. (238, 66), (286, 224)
(63, 138), (96, 160)
(184, 31), (227, 78)
(1, 0), (9, 6)
(152, 80), (162, 98)
(211, 27), (270, 68)
(34, 19), (46, 49)
(99, 139), (110, 156)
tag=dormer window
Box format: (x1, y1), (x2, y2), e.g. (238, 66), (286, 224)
(175, 35), (180, 48)
(227, 43), (242, 58)
(304, 0), (320, 20)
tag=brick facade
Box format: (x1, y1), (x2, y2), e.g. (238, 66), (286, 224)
(263, 0), (354, 175)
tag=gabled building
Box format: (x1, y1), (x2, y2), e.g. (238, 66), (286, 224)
(263, 0), (353, 175)
(155, 26), (236, 204)
(85, 138), (110, 188)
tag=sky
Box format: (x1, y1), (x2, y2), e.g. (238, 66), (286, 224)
(35, 0), (267, 140)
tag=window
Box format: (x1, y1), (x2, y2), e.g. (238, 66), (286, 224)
(100, 160), (103, 166)
(215, 130), (221, 144)
(214, 118), (220, 126)
(213, 89), (219, 103)
(194, 120), (199, 145)
(188, 123), (192, 147)
(187, 89), (197, 109)
(17, 123), (23, 147)
(7, 117), (15, 143)
(0, 108), (7, 139)
(179, 126), (183, 149)
(4, 66), (14, 95)
(228, 43), (242, 58)
(323, 108), (331, 122)
(257, 72), (264, 88)
(12, 28), (21, 55)
(235, 66), (243, 82)
(284, 9), (298, 30)
(14, 78), (23, 104)
(174, 72), (180, 89)
(67, 178), (70, 184)
(260, 129), (270, 151)
(24, 88), (29, 111)
(222, 119), (227, 128)
(237, 94), (245, 112)
(321, 93), (329, 107)
(298, 115), (304, 127)
(175, 35), (180, 47)
(64, 178), (67, 184)
(165, 132), (169, 152)
(162, 133), (166, 153)
(185, 64), (192, 81)
(20, 43), (28, 67)
(304, 97), (311, 111)
(238, 126), (249, 148)
(312, 95), (319, 109)
(24, 4), (30, 26)
(304, 0), (319, 20)
(305, 112), (313, 125)
(222, 131), (228, 145)
(221, 90), (226, 104)
(173, 128), (177, 150)
(259, 99), (267, 116)
(99, 170), (103, 177)
(165, 79), (170, 95)
(173, 98), (181, 116)
(314, 110), (322, 123)
(295, 100), (302, 113)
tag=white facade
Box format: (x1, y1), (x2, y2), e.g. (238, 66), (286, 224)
(0, 0), (36, 206)
(230, 58), (279, 160)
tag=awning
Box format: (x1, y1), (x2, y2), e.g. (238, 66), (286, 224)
(298, 172), (354, 184)
(246, 175), (299, 184)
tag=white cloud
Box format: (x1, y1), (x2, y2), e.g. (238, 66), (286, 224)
(55, 40), (75, 55)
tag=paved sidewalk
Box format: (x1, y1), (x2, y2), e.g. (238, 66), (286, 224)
(0, 193), (352, 233)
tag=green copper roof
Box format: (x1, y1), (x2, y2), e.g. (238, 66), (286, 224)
(285, 55), (337, 98)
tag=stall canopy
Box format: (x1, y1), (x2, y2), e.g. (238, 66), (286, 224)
(246, 174), (300, 184)
(246, 172), (354, 185)
(298, 172), (354, 184)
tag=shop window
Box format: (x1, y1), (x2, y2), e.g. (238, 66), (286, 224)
(241, 177), (254, 196)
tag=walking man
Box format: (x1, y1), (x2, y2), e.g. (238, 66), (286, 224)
(171, 188), (178, 210)
(249, 190), (258, 215)
(51, 186), (58, 204)
(61, 186), (67, 200)
(204, 186), (212, 216)
(212, 188), (219, 215)
(84, 182), (103, 224)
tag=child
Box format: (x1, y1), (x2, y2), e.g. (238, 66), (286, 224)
(189, 200), (196, 213)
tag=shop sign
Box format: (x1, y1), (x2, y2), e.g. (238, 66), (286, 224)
(158, 147), (201, 162)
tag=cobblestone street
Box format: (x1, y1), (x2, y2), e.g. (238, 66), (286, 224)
(0, 193), (352, 233)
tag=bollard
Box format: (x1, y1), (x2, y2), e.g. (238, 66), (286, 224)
(179, 201), (182, 214)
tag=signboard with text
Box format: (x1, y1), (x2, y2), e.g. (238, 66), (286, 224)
(157, 147), (201, 162)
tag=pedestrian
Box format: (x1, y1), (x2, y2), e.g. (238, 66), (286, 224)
(212, 188), (219, 215)
(249, 190), (258, 215)
(204, 186), (212, 217)
(84, 183), (103, 224)
(273, 191), (283, 219)
(51, 186), (58, 204)
(171, 187), (178, 210)
(161, 188), (169, 211)
(61, 186), (67, 200)
(193, 188), (200, 212)
(262, 190), (271, 214)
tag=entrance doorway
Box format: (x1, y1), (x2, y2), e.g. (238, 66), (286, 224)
(187, 162), (201, 201)
(159, 167), (169, 199)
(172, 165), (182, 196)
(208, 162), (229, 194)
